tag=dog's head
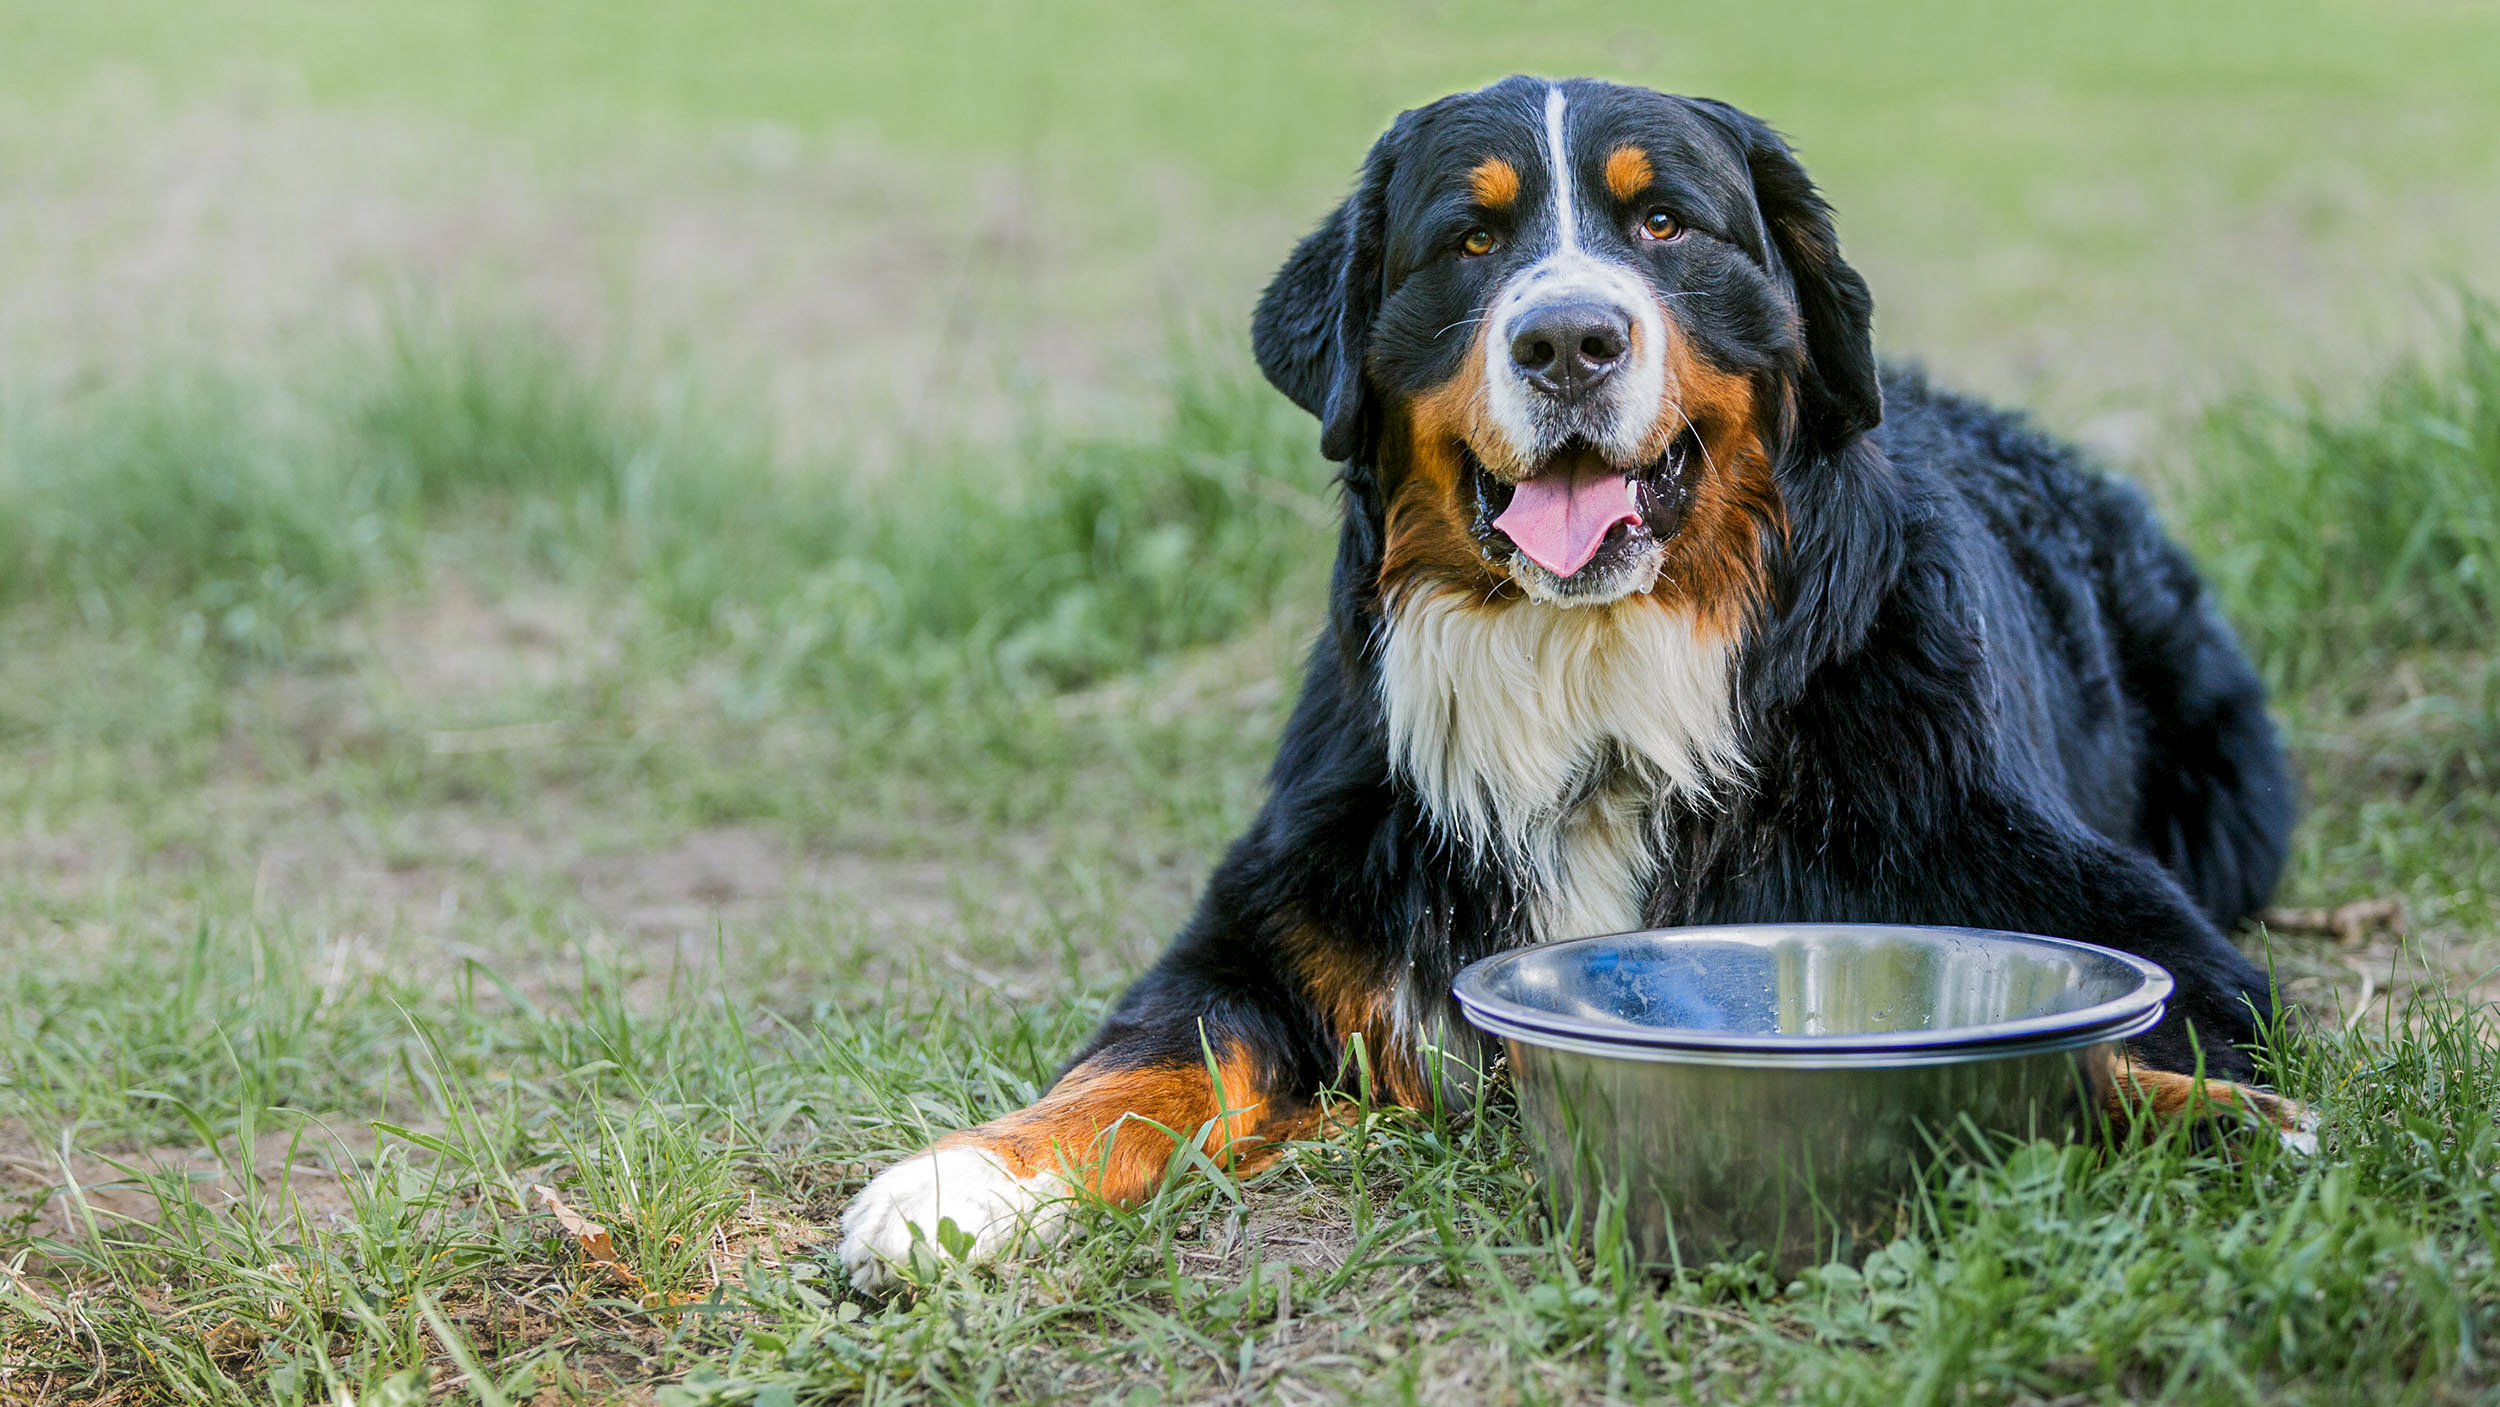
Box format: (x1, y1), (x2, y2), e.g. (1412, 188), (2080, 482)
(1255, 78), (1879, 617)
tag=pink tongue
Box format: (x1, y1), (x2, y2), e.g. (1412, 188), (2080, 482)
(1492, 463), (1641, 578)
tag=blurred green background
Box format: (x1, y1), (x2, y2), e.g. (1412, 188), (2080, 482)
(8, 0), (2500, 434)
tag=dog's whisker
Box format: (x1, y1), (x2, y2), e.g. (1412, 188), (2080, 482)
(1672, 402), (1719, 479)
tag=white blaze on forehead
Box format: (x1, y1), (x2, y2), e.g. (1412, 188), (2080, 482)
(1475, 84), (1674, 473)
(1544, 84), (1578, 250)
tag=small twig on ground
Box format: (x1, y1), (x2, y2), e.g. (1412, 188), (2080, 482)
(2341, 959), (2381, 1034)
(2258, 896), (2409, 947)
(1663, 1299), (1807, 1340)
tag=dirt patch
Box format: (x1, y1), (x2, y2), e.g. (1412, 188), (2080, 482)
(353, 579), (618, 714)
(2268, 928), (2500, 1045)
(186, 801), (1046, 1002)
(0, 1123), (375, 1250)
(570, 824), (993, 952)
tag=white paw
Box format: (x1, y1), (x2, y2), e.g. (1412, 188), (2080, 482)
(2278, 1106), (2322, 1156)
(837, 1145), (1070, 1293)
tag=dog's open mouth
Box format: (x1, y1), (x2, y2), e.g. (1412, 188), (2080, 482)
(1469, 434), (1695, 579)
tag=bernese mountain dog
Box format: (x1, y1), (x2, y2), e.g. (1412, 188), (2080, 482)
(839, 76), (2301, 1292)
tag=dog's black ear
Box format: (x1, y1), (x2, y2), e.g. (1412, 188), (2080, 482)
(1693, 101), (1881, 452)
(1253, 118), (1405, 463)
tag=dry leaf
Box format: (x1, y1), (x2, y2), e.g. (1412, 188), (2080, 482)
(533, 1183), (609, 1248)
(533, 1183), (646, 1296)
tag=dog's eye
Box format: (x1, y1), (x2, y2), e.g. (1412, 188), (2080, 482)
(1460, 228), (1498, 257)
(1639, 209), (1683, 242)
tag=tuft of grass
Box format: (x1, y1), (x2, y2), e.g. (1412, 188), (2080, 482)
(664, 365), (1330, 706)
(0, 372), (380, 661)
(544, 1101), (746, 1308)
(2184, 296), (2500, 702)
(356, 318), (639, 518)
(0, 922), (415, 1145)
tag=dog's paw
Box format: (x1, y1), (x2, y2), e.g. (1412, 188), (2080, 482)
(837, 1144), (1070, 1293)
(2237, 1085), (2320, 1155)
(2108, 1066), (2319, 1154)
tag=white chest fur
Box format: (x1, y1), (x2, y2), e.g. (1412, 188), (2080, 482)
(1379, 589), (1745, 942)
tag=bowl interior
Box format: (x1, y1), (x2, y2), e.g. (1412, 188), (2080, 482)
(1462, 925), (2166, 1049)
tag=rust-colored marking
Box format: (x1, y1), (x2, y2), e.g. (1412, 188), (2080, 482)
(1285, 927), (1433, 1108)
(1639, 322), (1784, 635)
(1470, 157), (1521, 209)
(1604, 145), (1654, 201)
(938, 1044), (1294, 1206)
(1379, 320), (1513, 603)
(2104, 1059), (2313, 1140)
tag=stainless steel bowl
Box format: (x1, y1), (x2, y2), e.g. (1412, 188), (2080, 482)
(1451, 924), (2172, 1274)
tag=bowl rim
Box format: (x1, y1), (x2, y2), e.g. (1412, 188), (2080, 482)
(1450, 923), (2175, 1062)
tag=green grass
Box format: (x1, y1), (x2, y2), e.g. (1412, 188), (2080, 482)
(6, 923), (2494, 1402)
(2178, 301), (2500, 955)
(2185, 297), (2500, 702)
(0, 315), (1325, 700)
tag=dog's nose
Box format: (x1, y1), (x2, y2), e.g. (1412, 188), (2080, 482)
(1508, 301), (1631, 400)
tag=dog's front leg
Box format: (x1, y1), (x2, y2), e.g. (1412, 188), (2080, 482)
(1905, 789), (2312, 1144)
(837, 971), (1313, 1293)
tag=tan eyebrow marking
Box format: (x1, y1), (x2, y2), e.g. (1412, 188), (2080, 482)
(1604, 145), (1655, 201)
(1470, 157), (1521, 209)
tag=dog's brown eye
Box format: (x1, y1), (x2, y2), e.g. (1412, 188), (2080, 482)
(1640, 209), (1682, 241)
(1461, 228), (1498, 257)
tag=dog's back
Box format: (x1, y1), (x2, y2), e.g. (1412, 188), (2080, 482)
(1871, 368), (2295, 930)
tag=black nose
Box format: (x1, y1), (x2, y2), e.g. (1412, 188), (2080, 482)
(1508, 301), (1631, 400)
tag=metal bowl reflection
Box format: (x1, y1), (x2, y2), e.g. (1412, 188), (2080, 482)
(1451, 924), (2171, 1273)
